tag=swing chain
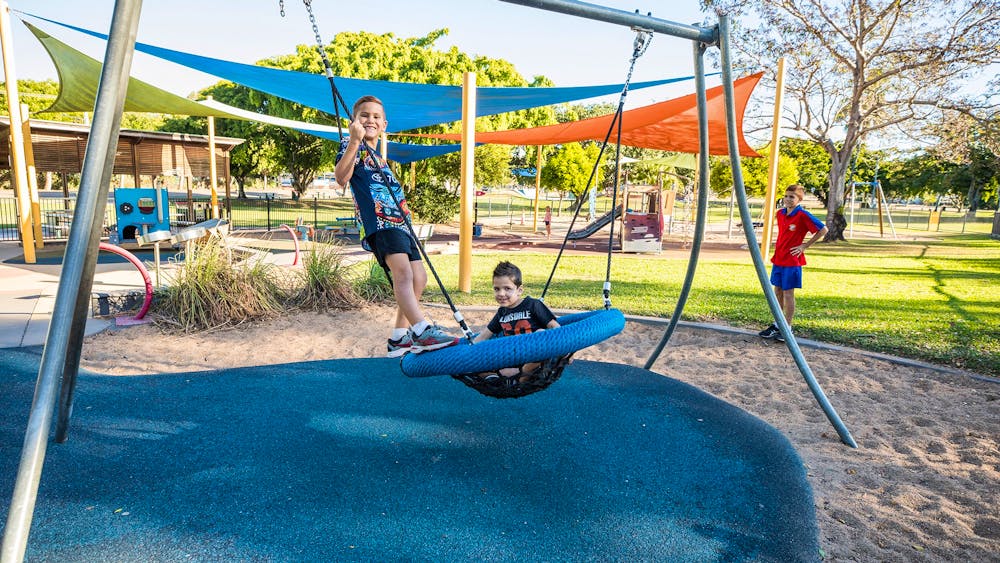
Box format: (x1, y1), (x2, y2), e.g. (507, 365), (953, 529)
(300, 0), (336, 79)
(278, 0), (285, 17)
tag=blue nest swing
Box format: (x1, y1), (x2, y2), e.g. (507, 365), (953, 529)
(401, 309), (626, 398)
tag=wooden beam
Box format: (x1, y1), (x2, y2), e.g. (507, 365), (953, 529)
(1, 0), (35, 262)
(459, 72), (476, 293)
(20, 104), (42, 247)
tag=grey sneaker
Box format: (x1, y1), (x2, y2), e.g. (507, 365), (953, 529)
(410, 325), (459, 353)
(758, 324), (780, 339)
(387, 332), (413, 358)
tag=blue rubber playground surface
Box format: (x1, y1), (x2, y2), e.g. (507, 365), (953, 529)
(1, 349), (819, 561)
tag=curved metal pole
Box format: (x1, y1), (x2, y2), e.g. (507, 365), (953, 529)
(718, 14), (856, 448)
(644, 39), (712, 370)
(97, 242), (154, 320)
(279, 224), (302, 266)
(3, 2), (143, 560)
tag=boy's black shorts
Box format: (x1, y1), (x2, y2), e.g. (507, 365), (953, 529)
(367, 228), (421, 280)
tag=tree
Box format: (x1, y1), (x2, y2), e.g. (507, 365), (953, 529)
(704, 0), (1000, 240)
(709, 145), (798, 198)
(781, 138), (830, 200)
(540, 143), (604, 210)
(2, 79), (74, 121)
(923, 112), (1000, 211)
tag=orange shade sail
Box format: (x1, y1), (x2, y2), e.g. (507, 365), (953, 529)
(404, 73), (762, 157)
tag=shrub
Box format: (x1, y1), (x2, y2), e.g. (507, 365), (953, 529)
(353, 260), (394, 303)
(406, 181), (460, 224)
(153, 236), (283, 331)
(293, 232), (358, 310)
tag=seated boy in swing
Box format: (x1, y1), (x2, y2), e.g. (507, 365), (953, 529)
(474, 261), (560, 378)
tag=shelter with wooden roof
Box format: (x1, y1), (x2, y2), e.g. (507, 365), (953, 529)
(0, 115), (243, 189)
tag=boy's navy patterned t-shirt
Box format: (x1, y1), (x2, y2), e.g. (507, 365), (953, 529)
(336, 138), (410, 249)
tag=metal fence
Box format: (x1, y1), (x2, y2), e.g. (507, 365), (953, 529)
(0, 195), (359, 242)
(1, 194), (996, 242)
(845, 205), (996, 235)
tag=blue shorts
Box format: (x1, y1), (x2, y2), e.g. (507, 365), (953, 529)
(770, 265), (802, 290)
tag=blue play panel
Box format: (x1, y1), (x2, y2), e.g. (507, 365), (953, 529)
(0, 350), (818, 561)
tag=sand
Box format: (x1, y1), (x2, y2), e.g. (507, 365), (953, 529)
(80, 303), (1000, 562)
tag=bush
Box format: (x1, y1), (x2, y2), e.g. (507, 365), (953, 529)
(353, 260), (394, 303)
(406, 182), (460, 224)
(292, 232), (358, 310)
(153, 236), (283, 331)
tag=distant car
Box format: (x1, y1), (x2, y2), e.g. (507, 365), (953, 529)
(476, 190), (487, 196)
(279, 178), (292, 187)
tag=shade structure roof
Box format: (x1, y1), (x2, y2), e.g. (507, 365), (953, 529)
(24, 22), (459, 165)
(405, 73), (763, 157)
(21, 13), (760, 162)
(24, 12), (700, 133)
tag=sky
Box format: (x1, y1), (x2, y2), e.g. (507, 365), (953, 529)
(5, 0), (722, 111)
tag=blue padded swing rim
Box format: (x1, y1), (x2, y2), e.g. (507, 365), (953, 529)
(400, 309), (626, 378)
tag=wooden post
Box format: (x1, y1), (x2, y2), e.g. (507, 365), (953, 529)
(876, 182), (885, 237)
(1, 0), (35, 262)
(458, 72), (476, 293)
(207, 96), (219, 218)
(130, 139), (140, 187)
(223, 150), (231, 218)
(532, 147), (543, 233)
(759, 57), (786, 259)
(20, 104), (43, 247)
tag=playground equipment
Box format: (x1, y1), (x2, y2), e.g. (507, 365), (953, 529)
(566, 185), (670, 253)
(113, 187), (170, 242)
(134, 228), (172, 287)
(91, 242), (153, 324)
(620, 185), (665, 253)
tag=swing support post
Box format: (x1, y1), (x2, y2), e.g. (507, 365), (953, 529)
(2, 2), (144, 559)
(717, 15), (857, 448)
(503, 0), (856, 448)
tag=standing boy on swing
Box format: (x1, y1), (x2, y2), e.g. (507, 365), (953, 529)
(335, 95), (458, 357)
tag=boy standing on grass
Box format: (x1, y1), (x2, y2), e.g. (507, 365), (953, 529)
(759, 184), (828, 342)
(335, 95), (458, 357)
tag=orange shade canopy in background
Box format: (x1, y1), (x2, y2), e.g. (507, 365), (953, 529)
(404, 73), (762, 157)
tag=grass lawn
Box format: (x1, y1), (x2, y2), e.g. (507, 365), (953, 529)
(416, 234), (1000, 377)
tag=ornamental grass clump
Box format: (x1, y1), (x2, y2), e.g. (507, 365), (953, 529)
(154, 236), (283, 332)
(353, 259), (394, 303)
(294, 233), (358, 310)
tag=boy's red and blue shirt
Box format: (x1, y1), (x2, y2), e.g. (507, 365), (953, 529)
(771, 206), (824, 267)
(336, 139), (410, 250)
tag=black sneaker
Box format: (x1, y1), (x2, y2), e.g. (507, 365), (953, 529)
(776, 330), (788, 343)
(758, 324), (780, 339)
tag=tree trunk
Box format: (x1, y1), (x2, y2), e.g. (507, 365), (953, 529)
(966, 174), (980, 213)
(824, 149), (851, 241)
(236, 178), (247, 199)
